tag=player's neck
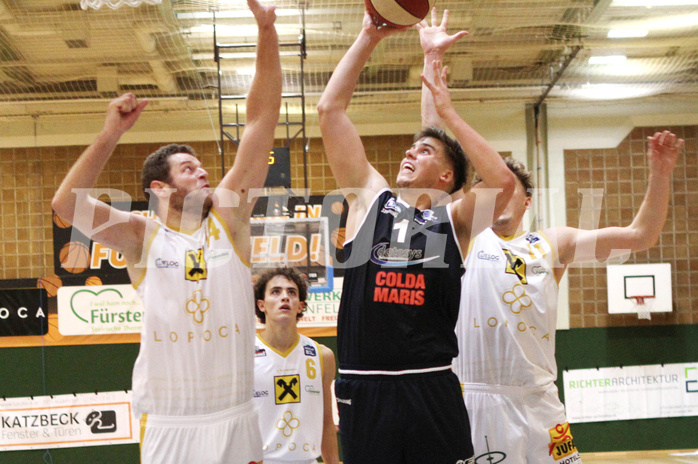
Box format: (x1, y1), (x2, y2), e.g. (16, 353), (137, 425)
(492, 218), (524, 238)
(260, 325), (299, 353)
(159, 206), (205, 234)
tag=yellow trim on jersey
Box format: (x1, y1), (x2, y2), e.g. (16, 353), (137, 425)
(496, 230), (527, 242)
(537, 229), (559, 265)
(314, 340), (324, 375)
(132, 223), (161, 290)
(139, 414), (148, 452)
(210, 208), (251, 268)
(256, 333), (300, 358)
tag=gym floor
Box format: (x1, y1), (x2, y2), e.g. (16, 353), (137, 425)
(581, 450), (698, 463)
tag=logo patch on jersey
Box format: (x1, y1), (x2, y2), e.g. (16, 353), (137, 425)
(548, 422), (578, 460)
(185, 248), (207, 282)
(525, 233), (540, 244)
(381, 197), (402, 217)
(370, 242), (439, 267)
(185, 289), (210, 324)
(275, 375), (301, 405)
(303, 345), (317, 357)
(276, 410), (300, 438)
(501, 283), (533, 315)
(477, 250), (500, 262)
(414, 208), (438, 225)
(255, 346), (267, 357)
(503, 248), (527, 284)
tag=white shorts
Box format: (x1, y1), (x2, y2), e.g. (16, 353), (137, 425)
(463, 383), (583, 464)
(140, 401), (263, 464)
(263, 460), (317, 464)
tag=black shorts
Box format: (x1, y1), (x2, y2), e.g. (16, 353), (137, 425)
(335, 368), (474, 464)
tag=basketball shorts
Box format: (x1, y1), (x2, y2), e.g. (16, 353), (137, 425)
(139, 401), (263, 464)
(462, 382), (583, 464)
(335, 368), (474, 464)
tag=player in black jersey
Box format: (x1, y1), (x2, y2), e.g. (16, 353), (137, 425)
(317, 8), (516, 464)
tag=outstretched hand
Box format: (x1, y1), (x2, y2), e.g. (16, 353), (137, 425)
(104, 93), (148, 135)
(416, 8), (468, 55)
(247, 0), (276, 28)
(647, 130), (684, 177)
(421, 60), (453, 117)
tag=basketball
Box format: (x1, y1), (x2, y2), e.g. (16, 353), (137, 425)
(53, 210), (72, 229)
(331, 227), (346, 250)
(85, 276), (103, 286)
(331, 201), (345, 215)
(59, 241), (91, 274)
(37, 274), (63, 297)
(365, 0), (435, 27)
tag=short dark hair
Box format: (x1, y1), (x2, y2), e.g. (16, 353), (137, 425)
(414, 126), (468, 194)
(141, 144), (198, 206)
(474, 157), (534, 197)
(254, 267), (309, 323)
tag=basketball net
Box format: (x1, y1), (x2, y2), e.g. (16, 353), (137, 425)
(631, 296), (654, 320)
(80, 0), (161, 10)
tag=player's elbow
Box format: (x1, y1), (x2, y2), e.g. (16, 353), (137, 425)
(51, 192), (74, 223)
(316, 98), (344, 127)
(627, 226), (660, 252)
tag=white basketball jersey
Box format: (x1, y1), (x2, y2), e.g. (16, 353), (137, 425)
(454, 228), (559, 387)
(132, 210), (256, 416)
(253, 334), (324, 462)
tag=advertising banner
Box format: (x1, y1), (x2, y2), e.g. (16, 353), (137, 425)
(0, 391), (139, 451)
(563, 362), (698, 423)
(0, 288), (49, 337)
(57, 284), (143, 336)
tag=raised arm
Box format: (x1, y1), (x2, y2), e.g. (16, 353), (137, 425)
(317, 13), (403, 194)
(421, 61), (515, 245)
(416, 8), (467, 128)
(217, 0), (281, 221)
(51, 93), (149, 265)
(551, 130), (684, 279)
(319, 344), (340, 464)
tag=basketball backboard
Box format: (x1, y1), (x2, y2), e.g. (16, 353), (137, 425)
(606, 263), (672, 316)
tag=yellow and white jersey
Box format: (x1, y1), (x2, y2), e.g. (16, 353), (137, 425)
(131, 210), (255, 416)
(253, 334), (324, 462)
(454, 228), (559, 387)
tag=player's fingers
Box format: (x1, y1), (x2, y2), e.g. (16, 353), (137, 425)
(430, 6), (438, 25)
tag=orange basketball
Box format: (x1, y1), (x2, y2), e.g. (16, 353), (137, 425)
(59, 241), (91, 274)
(53, 211), (72, 229)
(85, 276), (103, 286)
(331, 227), (346, 250)
(37, 274), (63, 297)
(331, 201), (345, 215)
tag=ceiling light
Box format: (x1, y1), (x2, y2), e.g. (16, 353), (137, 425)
(607, 29), (648, 38)
(563, 83), (665, 100)
(589, 55), (627, 65)
(611, 0), (698, 6)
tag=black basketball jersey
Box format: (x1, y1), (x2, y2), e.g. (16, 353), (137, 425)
(337, 189), (464, 372)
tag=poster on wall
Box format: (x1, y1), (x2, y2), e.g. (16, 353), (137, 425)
(57, 284), (143, 336)
(563, 362), (698, 423)
(0, 391), (139, 451)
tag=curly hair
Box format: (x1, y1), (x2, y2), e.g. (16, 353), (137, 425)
(254, 267), (309, 324)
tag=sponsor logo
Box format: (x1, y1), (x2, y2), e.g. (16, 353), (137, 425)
(548, 422), (578, 460)
(686, 367), (698, 393)
(84, 410), (117, 434)
(275, 375), (301, 405)
(185, 290), (209, 324)
(253, 390), (269, 398)
(255, 347), (267, 357)
(380, 197), (402, 217)
(276, 411), (300, 438)
(373, 271), (425, 306)
(414, 209), (438, 225)
(305, 385), (321, 395)
(185, 248), (207, 282)
(525, 233), (540, 244)
(155, 258), (178, 269)
(336, 397), (352, 405)
(477, 250), (500, 262)
(503, 248), (527, 284)
(501, 283), (533, 315)
(370, 242), (438, 267)
(531, 265), (549, 275)
(303, 345), (317, 357)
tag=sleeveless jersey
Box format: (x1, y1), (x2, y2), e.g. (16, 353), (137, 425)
(338, 189), (464, 372)
(131, 209), (256, 416)
(253, 334), (324, 461)
(453, 228), (559, 387)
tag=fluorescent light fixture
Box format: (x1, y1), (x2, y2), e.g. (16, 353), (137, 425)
(612, 0), (698, 6)
(607, 29), (648, 38)
(589, 55), (627, 65)
(563, 83), (665, 100)
(177, 9), (305, 19)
